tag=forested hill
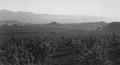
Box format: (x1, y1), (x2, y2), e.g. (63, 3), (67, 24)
(0, 20), (107, 31)
(101, 22), (120, 32)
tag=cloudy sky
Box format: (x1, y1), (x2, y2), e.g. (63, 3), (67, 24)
(0, 0), (120, 18)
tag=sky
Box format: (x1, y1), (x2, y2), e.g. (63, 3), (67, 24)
(0, 0), (120, 18)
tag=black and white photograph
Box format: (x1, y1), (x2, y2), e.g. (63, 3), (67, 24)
(0, 0), (120, 65)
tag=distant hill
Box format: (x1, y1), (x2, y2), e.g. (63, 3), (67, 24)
(42, 22), (107, 31)
(101, 22), (120, 32)
(0, 22), (107, 35)
(0, 20), (107, 31)
(0, 10), (119, 24)
(0, 20), (24, 26)
(67, 22), (107, 30)
(48, 21), (60, 25)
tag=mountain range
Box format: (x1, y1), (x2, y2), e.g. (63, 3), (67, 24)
(0, 10), (120, 24)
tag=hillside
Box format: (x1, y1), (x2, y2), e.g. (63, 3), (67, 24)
(101, 22), (120, 32)
(0, 20), (107, 31)
(0, 22), (107, 43)
(0, 20), (24, 26)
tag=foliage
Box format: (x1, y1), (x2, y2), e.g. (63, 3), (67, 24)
(0, 32), (120, 65)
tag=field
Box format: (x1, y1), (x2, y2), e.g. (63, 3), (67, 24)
(0, 25), (120, 65)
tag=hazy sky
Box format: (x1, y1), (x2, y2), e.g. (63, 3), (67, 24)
(0, 0), (120, 18)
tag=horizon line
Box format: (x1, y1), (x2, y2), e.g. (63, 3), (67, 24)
(0, 9), (120, 19)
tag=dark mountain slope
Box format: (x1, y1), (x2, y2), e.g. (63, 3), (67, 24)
(101, 22), (120, 32)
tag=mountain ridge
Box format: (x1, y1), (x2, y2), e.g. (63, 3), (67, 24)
(0, 10), (120, 24)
